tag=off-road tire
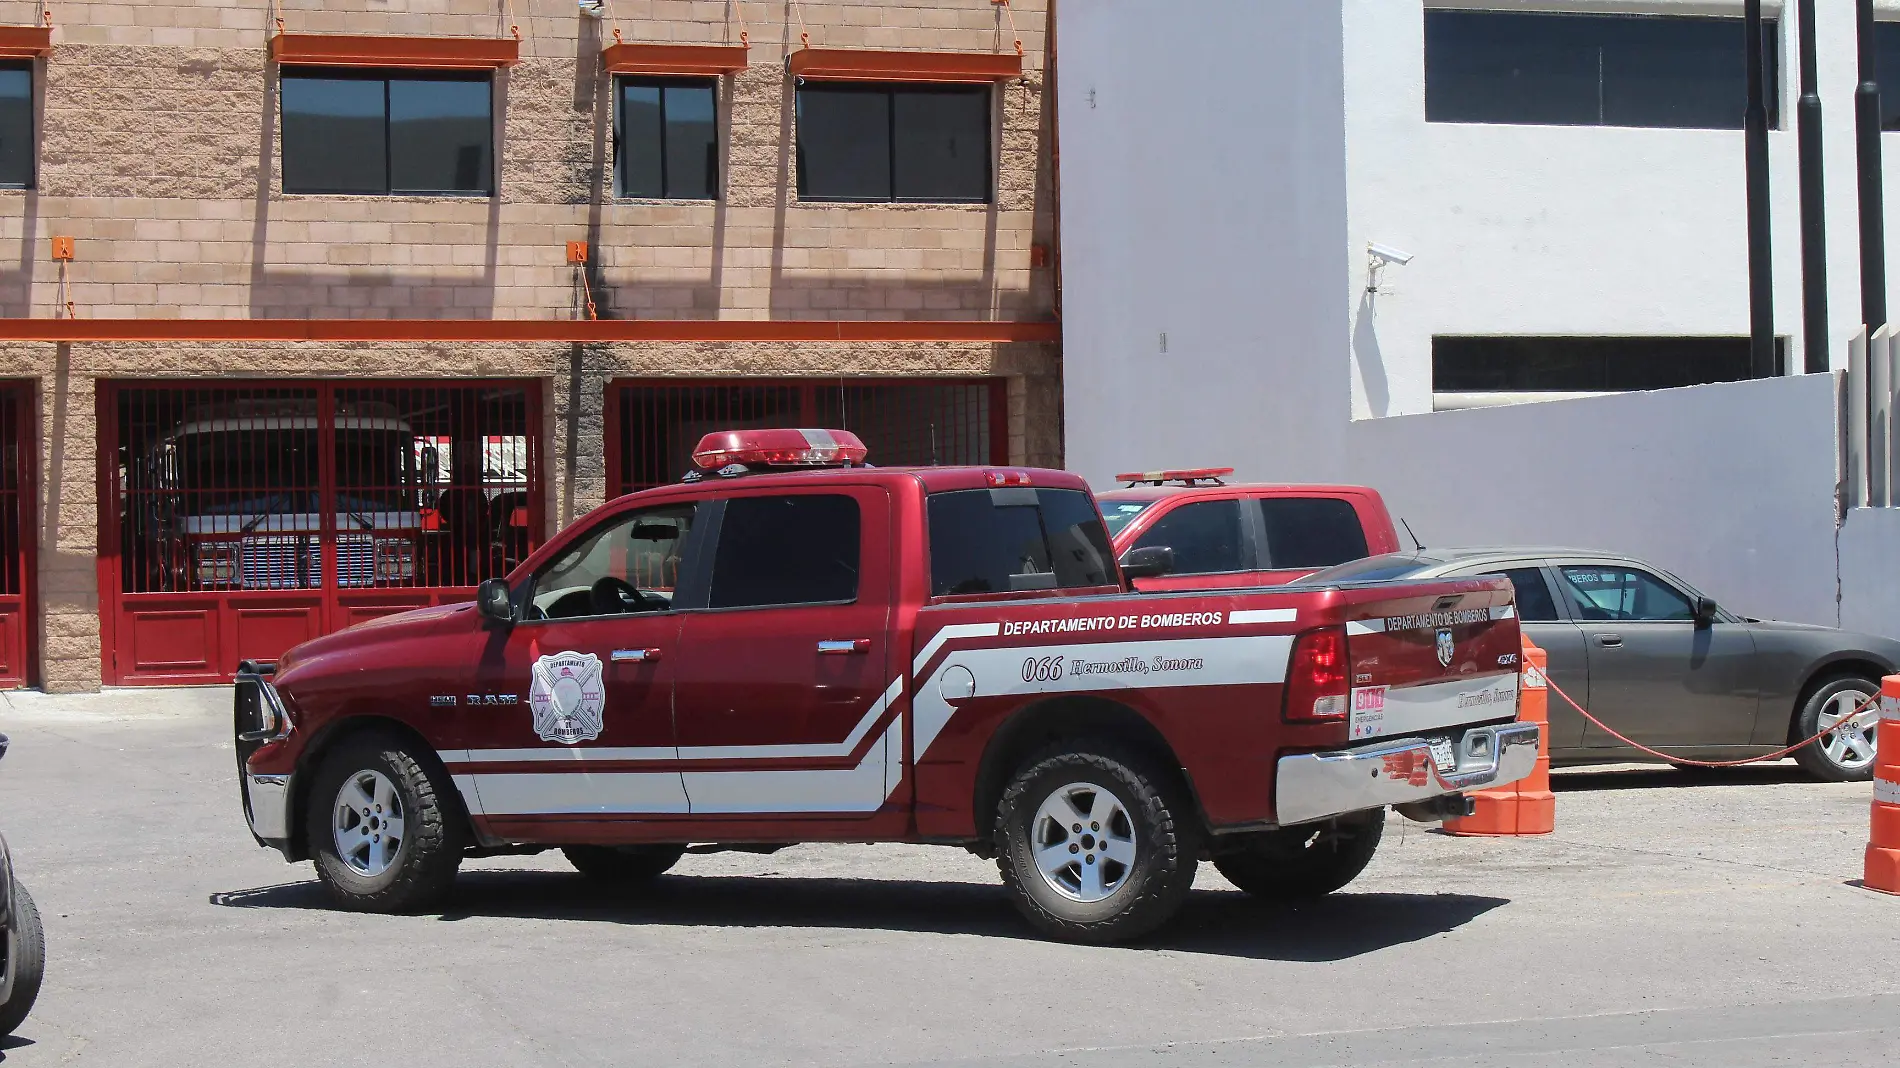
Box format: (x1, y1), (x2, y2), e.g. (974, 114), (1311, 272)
(562, 845), (687, 883)
(1792, 675), (1881, 783)
(994, 739), (1201, 944)
(1212, 810), (1385, 901)
(307, 733), (464, 913)
(0, 881), (45, 1035)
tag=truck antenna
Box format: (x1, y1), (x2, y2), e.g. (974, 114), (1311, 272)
(1400, 517), (1425, 552)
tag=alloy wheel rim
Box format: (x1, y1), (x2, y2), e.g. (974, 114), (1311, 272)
(333, 769), (406, 877)
(1030, 782), (1137, 903)
(1818, 690), (1879, 771)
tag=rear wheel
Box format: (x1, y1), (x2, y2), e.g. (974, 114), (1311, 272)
(994, 740), (1200, 944)
(1792, 677), (1881, 782)
(0, 881), (45, 1036)
(307, 733), (464, 913)
(1213, 810), (1385, 900)
(562, 845), (686, 883)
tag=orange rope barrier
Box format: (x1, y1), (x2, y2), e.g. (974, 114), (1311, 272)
(1544, 672), (1880, 769)
(995, 0), (1022, 57)
(789, 0), (810, 48)
(576, 264), (599, 321)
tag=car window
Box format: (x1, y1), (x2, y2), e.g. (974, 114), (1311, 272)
(707, 494), (860, 609)
(1480, 568), (1560, 622)
(927, 487), (1116, 596)
(1556, 565), (1693, 621)
(1258, 498), (1371, 570)
(1100, 499), (1154, 537)
(530, 502), (695, 620)
(1132, 500), (1245, 574)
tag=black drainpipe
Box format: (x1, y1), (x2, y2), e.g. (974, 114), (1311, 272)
(1797, 0), (1828, 373)
(1744, 0), (1776, 378)
(1858, 0), (1888, 331)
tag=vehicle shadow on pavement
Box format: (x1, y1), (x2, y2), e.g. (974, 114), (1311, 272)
(1552, 764), (1815, 792)
(210, 873), (1504, 961)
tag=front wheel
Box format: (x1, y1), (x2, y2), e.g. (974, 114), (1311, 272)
(1792, 677), (1881, 782)
(0, 881), (44, 1035)
(994, 740), (1201, 944)
(563, 845), (686, 883)
(1212, 810), (1385, 901)
(307, 733), (465, 913)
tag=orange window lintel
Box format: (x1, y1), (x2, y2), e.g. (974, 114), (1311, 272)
(0, 26), (52, 61)
(787, 48), (1023, 85)
(603, 43), (749, 77)
(271, 33), (521, 71)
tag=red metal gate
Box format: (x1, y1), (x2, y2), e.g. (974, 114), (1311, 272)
(0, 384), (34, 688)
(606, 378), (1008, 497)
(100, 380), (542, 685)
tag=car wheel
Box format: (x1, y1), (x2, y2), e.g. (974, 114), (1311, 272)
(1212, 810), (1385, 900)
(1792, 676), (1881, 782)
(562, 845), (686, 883)
(994, 739), (1200, 944)
(307, 732), (464, 913)
(0, 881), (45, 1036)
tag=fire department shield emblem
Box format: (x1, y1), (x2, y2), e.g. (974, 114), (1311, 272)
(529, 651), (606, 745)
(1435, 628), (1455, 668)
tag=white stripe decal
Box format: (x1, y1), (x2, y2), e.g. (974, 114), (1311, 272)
(1354, 672), (1519, 740)
(1876, 777), (1900, 805)
(452, 774), (486, 817)
(1229, 608), (1297, 625)
(1882, 695), (1900, 723)
(912, 622), (1002, 676)
(1490, 605), (1517, 620)
(471, 770), (692, 816)
(1346, 618), (1386, 635)
(684, 719), (897, 814)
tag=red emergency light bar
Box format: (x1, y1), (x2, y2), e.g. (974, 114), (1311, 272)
(691, 428), (870, 470)
(1115, 467), (1235, 487)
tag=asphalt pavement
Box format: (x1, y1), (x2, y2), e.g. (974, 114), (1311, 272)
(0, 686), (1893, 1067)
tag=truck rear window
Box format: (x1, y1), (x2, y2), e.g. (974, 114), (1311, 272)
(927, 488), (1116, 596)
(1258, 498), (1370, 569)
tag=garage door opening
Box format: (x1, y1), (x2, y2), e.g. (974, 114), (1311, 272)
(101, 381), (542, 685)
(0, 385), (33, 688)
(606, 379), (1006, 496)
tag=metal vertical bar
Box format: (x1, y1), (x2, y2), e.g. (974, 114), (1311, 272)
(1859, 0), (1889, 330)
(1796, 0), (1829, 374)
(1744, 0), (1777, 379)
(316, 382), (339, 632)
(1849, 327), (1870, 507)
(1874, 325), (1893, 505)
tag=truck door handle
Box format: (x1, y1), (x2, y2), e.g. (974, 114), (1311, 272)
(1595, 634), (1623, 648)
(612, 648), (662, 663)
(817, 639), (872, 655)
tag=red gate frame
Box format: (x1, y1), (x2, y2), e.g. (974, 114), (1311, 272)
(96, 379), (545, 686)
(0, 381), (38, 689)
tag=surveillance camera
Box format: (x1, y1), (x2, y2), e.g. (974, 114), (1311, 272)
(1367, 242), (1414, 267)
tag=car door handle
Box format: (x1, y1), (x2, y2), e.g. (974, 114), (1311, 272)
(1595, 634), (1623, 648)
(611, 648), (662, 663)
(817, 639), (872, 655)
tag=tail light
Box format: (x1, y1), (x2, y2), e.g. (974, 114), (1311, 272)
(1284, 625), (1349, 722)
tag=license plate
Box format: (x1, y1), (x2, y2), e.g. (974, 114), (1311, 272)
(1428, 737), (1457, 772)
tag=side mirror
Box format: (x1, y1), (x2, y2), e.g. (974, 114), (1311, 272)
(477, 578), (515, 624)
(1694, 596), (1719, 628)
(1120, 545), (1176, 583)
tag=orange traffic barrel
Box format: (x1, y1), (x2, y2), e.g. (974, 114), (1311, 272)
(1443, 635), (1555, 837)
(1866, 676), (1900, 895)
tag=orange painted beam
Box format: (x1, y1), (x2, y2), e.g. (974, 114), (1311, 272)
(270, 33), (520, 70)
(602, 42), (749, 76)
(0, 318), (1061, 344)
(0, 25), (52, 60)
(787, 48), (1023, 84)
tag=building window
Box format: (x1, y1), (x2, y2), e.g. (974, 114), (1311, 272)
(281, 69), (493, 196)
(1875, 24), (1900, 129)
(617, 77), (718, 199)
(0, 62), (32, 189)
(796, 83), (991, 203)
(1432, 337), (1782, 402)
(1425, 11), (1779, 130)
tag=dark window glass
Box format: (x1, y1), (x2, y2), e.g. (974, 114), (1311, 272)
(798, 82), (989, 202)
(617, 78), (718, 199)
(1556, 565), (1694, 622)
(708, 495), (860, 608)
(0, 63), (32, 189)
(1259, 498), (1370, 570)
(281, 70), (492, 195)
(1875, 24), (1900, 130)
(927, 488), (1115, 596)
(1133, 500), (1245, 575)
(1433, 337), (1778, 392)
(1426, 11), (1779, 130)
(1483, 568), (1560, 623)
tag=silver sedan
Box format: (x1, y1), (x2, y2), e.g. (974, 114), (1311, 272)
(1303, 548), (1899, 781)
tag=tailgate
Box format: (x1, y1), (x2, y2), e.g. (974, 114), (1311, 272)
(1336, 579), (1521, 742)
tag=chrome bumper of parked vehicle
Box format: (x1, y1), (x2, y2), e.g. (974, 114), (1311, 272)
(244, 773), (292, 841)
(1275, 722), (1541, 827)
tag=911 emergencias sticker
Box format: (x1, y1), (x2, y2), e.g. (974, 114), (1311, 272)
(529, 651), (606, 744)
(1350, 685), (1388, 741)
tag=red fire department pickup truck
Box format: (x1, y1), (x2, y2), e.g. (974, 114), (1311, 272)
(234, 429), (1536, 943)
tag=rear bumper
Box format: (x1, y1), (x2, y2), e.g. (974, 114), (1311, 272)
(1274, 721), (1540, 827)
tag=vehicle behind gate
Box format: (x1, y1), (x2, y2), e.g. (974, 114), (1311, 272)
(234, 429), (1537, 942)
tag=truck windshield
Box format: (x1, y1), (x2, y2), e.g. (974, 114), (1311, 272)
(173, 430), (417, 516)
(1098, 499), (1153, 537)
(926, 488), (1116, 596)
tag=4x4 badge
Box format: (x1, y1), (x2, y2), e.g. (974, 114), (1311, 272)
(529, 651), (606, 745)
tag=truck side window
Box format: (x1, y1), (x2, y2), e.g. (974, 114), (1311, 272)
(707, 494), (861, 609)
(927, 488), (1115, 596)
(1480, 568), (1559, 622)
(1258, 498), (1370, 570)
(1132, 500), (1244, 574)
(527, 502), (695, 620)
